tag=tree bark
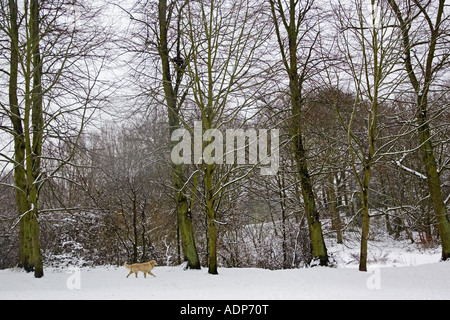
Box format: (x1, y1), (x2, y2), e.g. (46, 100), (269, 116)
(206, 163), (218, 275)
(28, 0), (44, 278)
(8, 0), (29, 271)
(359, 167), (371, 272)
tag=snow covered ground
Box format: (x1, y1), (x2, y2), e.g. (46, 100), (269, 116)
(1, 242), (449, 300)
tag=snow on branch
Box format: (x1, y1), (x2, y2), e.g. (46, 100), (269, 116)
(394, 154), (427, 180)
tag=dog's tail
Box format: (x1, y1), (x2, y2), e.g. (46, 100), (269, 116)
(124, 263), (131, 270)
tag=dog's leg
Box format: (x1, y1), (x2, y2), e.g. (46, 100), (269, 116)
(126, 270), (133, 278)
(144, 272), (147, 279)
(149, 271), (156, 277)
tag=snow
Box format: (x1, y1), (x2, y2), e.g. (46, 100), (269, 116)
(1, 258), (449, 300)
(2, 227), (449, 300)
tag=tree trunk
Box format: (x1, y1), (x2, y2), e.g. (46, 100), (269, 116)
(417, 98), (450, 260)
(276, 173), (289, 269)
(132, 197), (138, 263)
(28, 206), (44, 278)
(359, 170), (371, 272)
(29, 0), (44, 278)
(8, 0), (30, 271)
(205, 164), (218, 275)
(291, 83), (329, 266)
(207, 214), (218, 275)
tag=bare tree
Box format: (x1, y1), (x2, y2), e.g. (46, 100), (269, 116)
(182, 0), (271, 274)
(387, 0), (450, 261)
(269, 0), (329, 266)
(0, 0), (110, 277)
(334, 0), (406, 271)
(157, 0), (201, 270)
(112, 0), (203, 270)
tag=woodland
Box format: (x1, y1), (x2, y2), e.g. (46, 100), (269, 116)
(0, 0), (449, 278)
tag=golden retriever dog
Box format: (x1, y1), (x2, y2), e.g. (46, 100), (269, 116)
(125, 260), (157, 278)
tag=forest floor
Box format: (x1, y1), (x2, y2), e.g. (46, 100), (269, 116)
(1, 235), (449, 300)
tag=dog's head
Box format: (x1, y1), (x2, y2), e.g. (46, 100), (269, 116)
(150, 260), (157, 267)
